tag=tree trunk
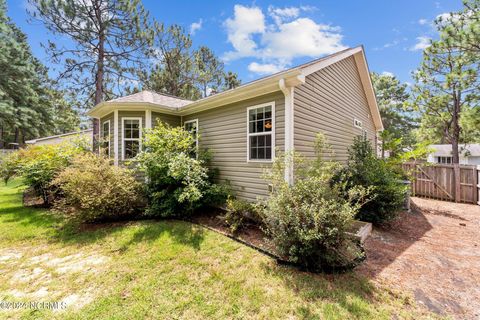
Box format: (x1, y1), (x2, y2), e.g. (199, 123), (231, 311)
(451, 91), (461, 164)
(0, 126), (4, 149)
(92, 0), (105, 153)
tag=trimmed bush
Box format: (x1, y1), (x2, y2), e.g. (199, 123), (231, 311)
(138, 122), (229, 217)
(333, 135), (406, 224)
(262, 178), (365, 270)
(52, 153), (142, 222)
(261, 134), (368, 271)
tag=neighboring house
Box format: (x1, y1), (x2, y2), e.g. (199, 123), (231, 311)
(25, 129), (93, 146)
(427, 144), (480, 165)
(87, 46), (383, 201)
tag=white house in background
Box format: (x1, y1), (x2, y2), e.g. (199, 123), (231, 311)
(427, 144), (480, 165)
(25, 129), (93, 146)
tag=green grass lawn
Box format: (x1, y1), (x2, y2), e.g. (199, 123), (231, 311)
(0, 180), (436, 319)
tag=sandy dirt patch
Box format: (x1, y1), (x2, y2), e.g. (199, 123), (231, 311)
(357, 197), (480, 319)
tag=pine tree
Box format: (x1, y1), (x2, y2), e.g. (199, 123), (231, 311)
(413, 33), (479, 164)
(371, 72), (415, 157)
(28, 0), (154, 146)
(194, 46), (225, 97)
(141, 24), (201, 100)
(224, 71), (241, 90)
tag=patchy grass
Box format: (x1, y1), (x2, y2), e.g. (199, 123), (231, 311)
(0, 180), (437, 319)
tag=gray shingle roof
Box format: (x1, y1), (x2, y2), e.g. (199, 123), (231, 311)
(107, 90), (192, 108)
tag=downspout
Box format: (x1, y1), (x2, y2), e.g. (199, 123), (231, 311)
(279, 79), (295, 185)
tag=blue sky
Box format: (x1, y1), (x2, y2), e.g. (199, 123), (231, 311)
(7, 0), (464, 86)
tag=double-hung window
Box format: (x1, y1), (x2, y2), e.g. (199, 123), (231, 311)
(101, 120), (110, 158)
(184, 119), (198, 157)
(247, 102), (275, 161)
(122, 118), (142, 160)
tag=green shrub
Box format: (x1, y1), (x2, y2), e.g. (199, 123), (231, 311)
(333, 136), (406, 224)
(261, 134), (367, 271)
(138, 122), (229, 217)
(221, 197), (260, 233)
(5, 142), (87, 204)
(0, 151), (20, 184)
(52, 153), (143, 222)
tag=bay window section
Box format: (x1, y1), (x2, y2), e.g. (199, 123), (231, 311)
(122, 118), (142, 160)
(247, 103), (274, 161)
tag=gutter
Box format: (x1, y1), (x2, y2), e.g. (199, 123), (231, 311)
(279, 74), (305, 185)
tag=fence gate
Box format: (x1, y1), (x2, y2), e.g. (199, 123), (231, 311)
(402, 162), (479, 205)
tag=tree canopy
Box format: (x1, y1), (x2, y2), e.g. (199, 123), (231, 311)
(0, 0), (78, 147)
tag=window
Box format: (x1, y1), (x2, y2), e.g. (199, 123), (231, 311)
(354, 118), (363, 129)
(122, 118), (142, 160)
(437, 156), (452, 164)
(184, 119), (198, 157)
(247, 102), (275, 161)
(101, 120), (110, 158)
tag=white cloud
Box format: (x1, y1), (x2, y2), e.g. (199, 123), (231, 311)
(410, 36), (431, 51)
(248, 62), (285, 75)
(223, 5), (346, 75)
(224, 5), (266, 60)
(268, 6), (300, 25)
(381, 71), (394, 77)
(418, 18), (428, 25)
(190, 19), (203, 35)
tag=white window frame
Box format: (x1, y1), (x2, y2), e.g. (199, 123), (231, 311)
(184, 119), (199, 151)
(354, 118), (363, 129)
(437, 156), (452, 164)
(121, 117), (142, 160)
(247, 102), (275, 163)
(101, 120), (110, 158)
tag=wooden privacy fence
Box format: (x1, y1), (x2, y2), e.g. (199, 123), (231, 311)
(402, 162), (480, 205)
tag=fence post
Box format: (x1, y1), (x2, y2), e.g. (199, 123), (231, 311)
(476, 165), (480, 206)
(453, 164), (461, 203)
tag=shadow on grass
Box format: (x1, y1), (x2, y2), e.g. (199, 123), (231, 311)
(261, 262), (385, 318)
(53, 219), (206, 251)
(1, 180), (205, 251)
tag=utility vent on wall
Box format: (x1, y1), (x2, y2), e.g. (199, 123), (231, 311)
(353, 118), (363, 129)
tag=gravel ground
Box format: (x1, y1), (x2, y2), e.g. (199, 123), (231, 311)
(357, 197), (480, 319)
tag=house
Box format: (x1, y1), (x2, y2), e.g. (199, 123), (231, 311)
(25, 129), (93, 146)
(87, 46), (383, 202)
(427, 144), (480, 165)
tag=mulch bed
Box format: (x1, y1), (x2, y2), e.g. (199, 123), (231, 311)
(189, 209), (279, 259)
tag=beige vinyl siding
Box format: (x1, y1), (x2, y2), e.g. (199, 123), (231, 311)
(183, 92), (285, 202)
(152, 111), (181, 127)
(294, 56), (376, 162)
(118, 111), (145, 162)
(100, 112), (114, 158)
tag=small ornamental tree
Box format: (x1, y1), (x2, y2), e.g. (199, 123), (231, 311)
(138, 121), (228, 217)
(333, 136), (406, 224)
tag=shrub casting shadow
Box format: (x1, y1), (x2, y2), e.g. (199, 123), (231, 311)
(260, 261), (382, 318)
(53, 218), (205, 251)
(356, 202), (433, 278)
